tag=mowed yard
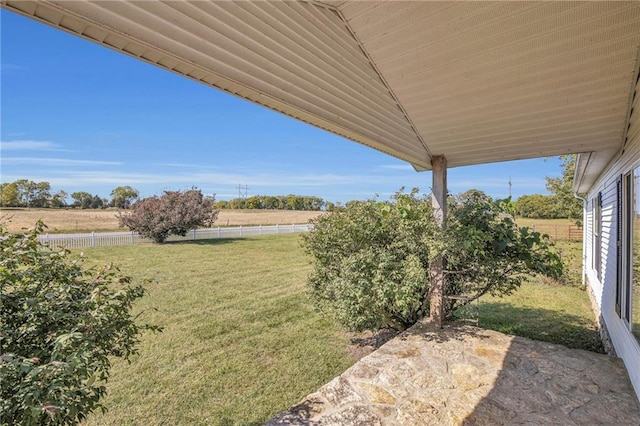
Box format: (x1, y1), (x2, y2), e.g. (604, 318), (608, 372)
(0, 208), (322, 234)
(80, 234), (353, 425)
(69, 231), (603, 425)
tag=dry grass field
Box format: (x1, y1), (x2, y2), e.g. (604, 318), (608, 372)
(515, 217), (582, 241)
(0, 208), (323, 233)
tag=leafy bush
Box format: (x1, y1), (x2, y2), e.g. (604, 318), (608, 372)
(0, 223), (160, 425)
(444, 190), (563, 313)
(118, 189), (218, 243)
(302, 189), (563, 332)
(302, 190), (439, 331)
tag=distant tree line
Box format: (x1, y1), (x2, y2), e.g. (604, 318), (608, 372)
(0, 180), (339, 212)
(0, 180), (139, 210)
(214, 195), (341, 211)
(1, 155), (581, 217)
(514, 155), (583, 223)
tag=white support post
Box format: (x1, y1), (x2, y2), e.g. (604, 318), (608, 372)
(430, 155), (447, 328)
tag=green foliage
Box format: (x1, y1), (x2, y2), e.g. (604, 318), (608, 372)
(0, 222), (159, 425)
(109, 186), (139, 209)
(511, 156), (583, 223)
(516, 194), (558, 219)
(49, 191), (68, 209)
(545, 155), (583, 222)
(0, 182), (19, 207)
(215, 194), (328, 211)
(71, 192), (105, 210)
(118, 189), (218, 243)
(445, 190), (563, 315)
(302, 189), (439, 331)
(302, 189), (563, 332)
(0, 180), (51, 208)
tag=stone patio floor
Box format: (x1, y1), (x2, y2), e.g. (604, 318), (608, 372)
(266, 321), (640, 425)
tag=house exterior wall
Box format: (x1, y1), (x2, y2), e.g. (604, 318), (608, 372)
(584, 76), (640, 401)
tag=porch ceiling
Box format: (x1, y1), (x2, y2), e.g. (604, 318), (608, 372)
(3, 1), (640, 173)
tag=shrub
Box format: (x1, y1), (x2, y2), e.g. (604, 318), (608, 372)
(444, 190), (563, 314)
(302, 189), (563, 332)
(0, 222), (160, 425)
(118, 189), (218, 243)
(302, 190), (439, 331)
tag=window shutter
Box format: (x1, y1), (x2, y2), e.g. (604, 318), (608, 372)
(616, 176), (623, 316)
(597, 192), (603, 282)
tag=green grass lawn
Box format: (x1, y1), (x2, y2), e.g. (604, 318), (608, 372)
(476, 279), (604, 353)
(80, 234), (354, 426)
(77, 235), (602, 425)
(472, 241), (603, 353)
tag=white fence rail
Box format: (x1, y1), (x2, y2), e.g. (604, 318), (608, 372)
(37, 224), (312, 249)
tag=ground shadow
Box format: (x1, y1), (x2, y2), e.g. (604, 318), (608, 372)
(348, 328), (400, 360)
(265, 312), (640, 424)
(399, 318), (493, 344)
(461, 334), (640, 425)
(476, 302), (605, 353)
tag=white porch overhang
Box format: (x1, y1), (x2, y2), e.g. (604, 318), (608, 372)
(2, 1), (640, 180)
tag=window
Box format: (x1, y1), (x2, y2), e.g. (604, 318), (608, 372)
(618, 170), (640, 343)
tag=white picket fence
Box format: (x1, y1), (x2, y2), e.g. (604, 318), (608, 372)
(37, 224), (312, 249)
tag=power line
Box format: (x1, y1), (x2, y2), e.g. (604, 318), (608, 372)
(237, 184), (249, 199)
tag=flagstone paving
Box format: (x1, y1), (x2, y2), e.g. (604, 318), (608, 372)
(266, 321), (640, 425)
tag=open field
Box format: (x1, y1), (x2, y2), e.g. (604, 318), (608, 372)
(1, 209), (583, 241)
(515, 217), (583, 241)
(72, 235), (601, 425)
(0, 208), (322, 233)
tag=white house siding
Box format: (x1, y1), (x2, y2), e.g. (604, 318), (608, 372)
(584, 203), (592, 285)
(584, 76), (640, 400)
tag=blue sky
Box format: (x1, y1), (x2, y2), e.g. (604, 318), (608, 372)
(1, 10), (562, 204)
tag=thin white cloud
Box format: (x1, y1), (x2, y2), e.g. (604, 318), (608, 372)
(1, 157), (122, 166)
(0, 164), (549, 202)
(449, 177), (544, 190)
(379, 164), (414, 171)
(0, 169), (393, 188)
(157, 162), (208, 169)
(1, 140), (59, 151)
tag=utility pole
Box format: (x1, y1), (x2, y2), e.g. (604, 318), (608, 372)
(237, 184), (249, 198)
(508, 177), (512, 199)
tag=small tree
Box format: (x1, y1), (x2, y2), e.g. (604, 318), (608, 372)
(118, 189), (218, 243)
(50, 190), (68, 208)
(545, 155), (583, 222)
(302, 189), (563, 332)
(70, 191), (94, 209)
(0, 182), (20, 207)
(0, 222), (160, 425)
(110, 186), (139, 209)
